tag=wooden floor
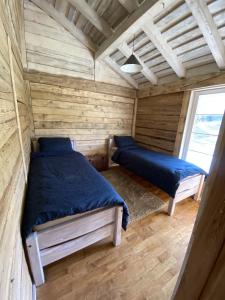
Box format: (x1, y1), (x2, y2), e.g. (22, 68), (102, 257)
(37, 171), (199, 300)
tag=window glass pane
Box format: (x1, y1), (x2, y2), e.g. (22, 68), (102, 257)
(186, 150), (212, 172)
(183, 90), (225, 172)
(192, 115), (223, 136)
(197, 93), (225, 114)
(189, 132), (217, 156)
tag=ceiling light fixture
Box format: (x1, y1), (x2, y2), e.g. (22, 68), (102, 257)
(120, 35), (142, 73)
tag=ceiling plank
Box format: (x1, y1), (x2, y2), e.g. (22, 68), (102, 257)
(31, 0), (96, 52)
(186, 0), (225, 70)
(119, 43), (157, 84)
(69, 0), (113, 38)
(118, 0), (138, 13)
(104, 56), (138, 89)
(55, 0), (69, 14)
(95, 0), (181, 60)
(142, 21), (186, 78)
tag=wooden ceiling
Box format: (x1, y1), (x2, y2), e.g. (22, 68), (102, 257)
(30, 0), (225, 89)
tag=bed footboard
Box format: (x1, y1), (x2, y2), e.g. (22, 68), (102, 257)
(168, 174), (205, 216)
(26, 206), (123, 286)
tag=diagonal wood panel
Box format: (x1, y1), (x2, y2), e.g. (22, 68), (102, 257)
(186, 0), (225, 70)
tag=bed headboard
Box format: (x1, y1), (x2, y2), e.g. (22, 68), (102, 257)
(31, 138), (77, 152)
(108, 134), (136, 168)
(108, 136), (118, 168)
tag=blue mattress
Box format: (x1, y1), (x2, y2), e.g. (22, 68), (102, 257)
(112, 145), (207, 198)
(22, 151), (129, 237)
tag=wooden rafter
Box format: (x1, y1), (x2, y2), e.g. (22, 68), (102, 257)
(104, 56), (138, 89)
(95, 0), (181, 60)
(119, 43), (157, 84)
(142, 21), (186, 78)
(186, 0), (225, 70)
(69, 0), (113, 38)
(31, 0), (96, 51)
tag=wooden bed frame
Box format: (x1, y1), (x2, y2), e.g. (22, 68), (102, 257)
(26, 139), (123, 287)
(108, 136), (205, 216)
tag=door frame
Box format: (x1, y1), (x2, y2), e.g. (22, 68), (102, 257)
(172, 108), (225, 300)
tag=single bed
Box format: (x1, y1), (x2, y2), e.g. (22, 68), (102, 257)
(108, 136), (206, 216)
(23, 138), (129, 287)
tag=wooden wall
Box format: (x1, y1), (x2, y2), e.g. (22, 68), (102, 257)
(135, 92), (184, 154)
(0, 1), (33, 299)
(136, 69), (225, 156)
(25, 71), (136, 158)
(24, 0), (131, 88)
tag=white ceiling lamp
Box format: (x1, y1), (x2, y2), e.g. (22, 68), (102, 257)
(120, 36), (142, 73)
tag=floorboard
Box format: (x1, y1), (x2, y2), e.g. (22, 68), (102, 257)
(37, 169), (198, 300)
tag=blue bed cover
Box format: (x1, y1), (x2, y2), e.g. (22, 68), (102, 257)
(112, 145), (207, 198)
(22, 151), (129, 237)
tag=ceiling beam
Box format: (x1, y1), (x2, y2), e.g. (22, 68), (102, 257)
(119, 43), (158, 84)
(69, 0), (113, 38)
(95, 0), (180, 60)
(186, 0), (225, 70)
(142, 21), (186, 78)
(104, 57), (138, 89)
(31, 0), (96, 52)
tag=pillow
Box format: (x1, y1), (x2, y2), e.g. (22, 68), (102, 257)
(38, 137), (73, 153)
(114, 135), (137, 149)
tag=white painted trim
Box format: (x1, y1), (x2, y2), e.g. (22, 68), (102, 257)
(32, 284), (36, 300)
(179, 90), (196, 159)
(179, 86), (225, 159)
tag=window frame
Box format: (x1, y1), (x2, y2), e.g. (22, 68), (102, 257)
(179, 86), (225, 162)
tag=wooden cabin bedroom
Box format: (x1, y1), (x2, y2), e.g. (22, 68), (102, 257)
(1, 0), (225, 299)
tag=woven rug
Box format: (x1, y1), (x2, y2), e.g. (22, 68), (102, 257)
(102, 167), (165, 223)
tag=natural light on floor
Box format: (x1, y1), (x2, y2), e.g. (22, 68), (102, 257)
(185, 92), (225, 172)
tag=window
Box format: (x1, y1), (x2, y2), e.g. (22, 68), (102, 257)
(180, 87), (225, 172)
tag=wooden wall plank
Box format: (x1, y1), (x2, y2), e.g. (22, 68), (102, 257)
(29, 76), (135, 156)
(135, 92), (184, 154)
(24, 70), (136, 98)
(0, 1), (32, 299)
(138, 71), (225, 98)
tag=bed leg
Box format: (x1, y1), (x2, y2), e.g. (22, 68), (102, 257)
(113, 206), (123, 246)
(168, 198), (176, 216)
(194, 175), (205, 201)
(26, 232), (45, 286)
